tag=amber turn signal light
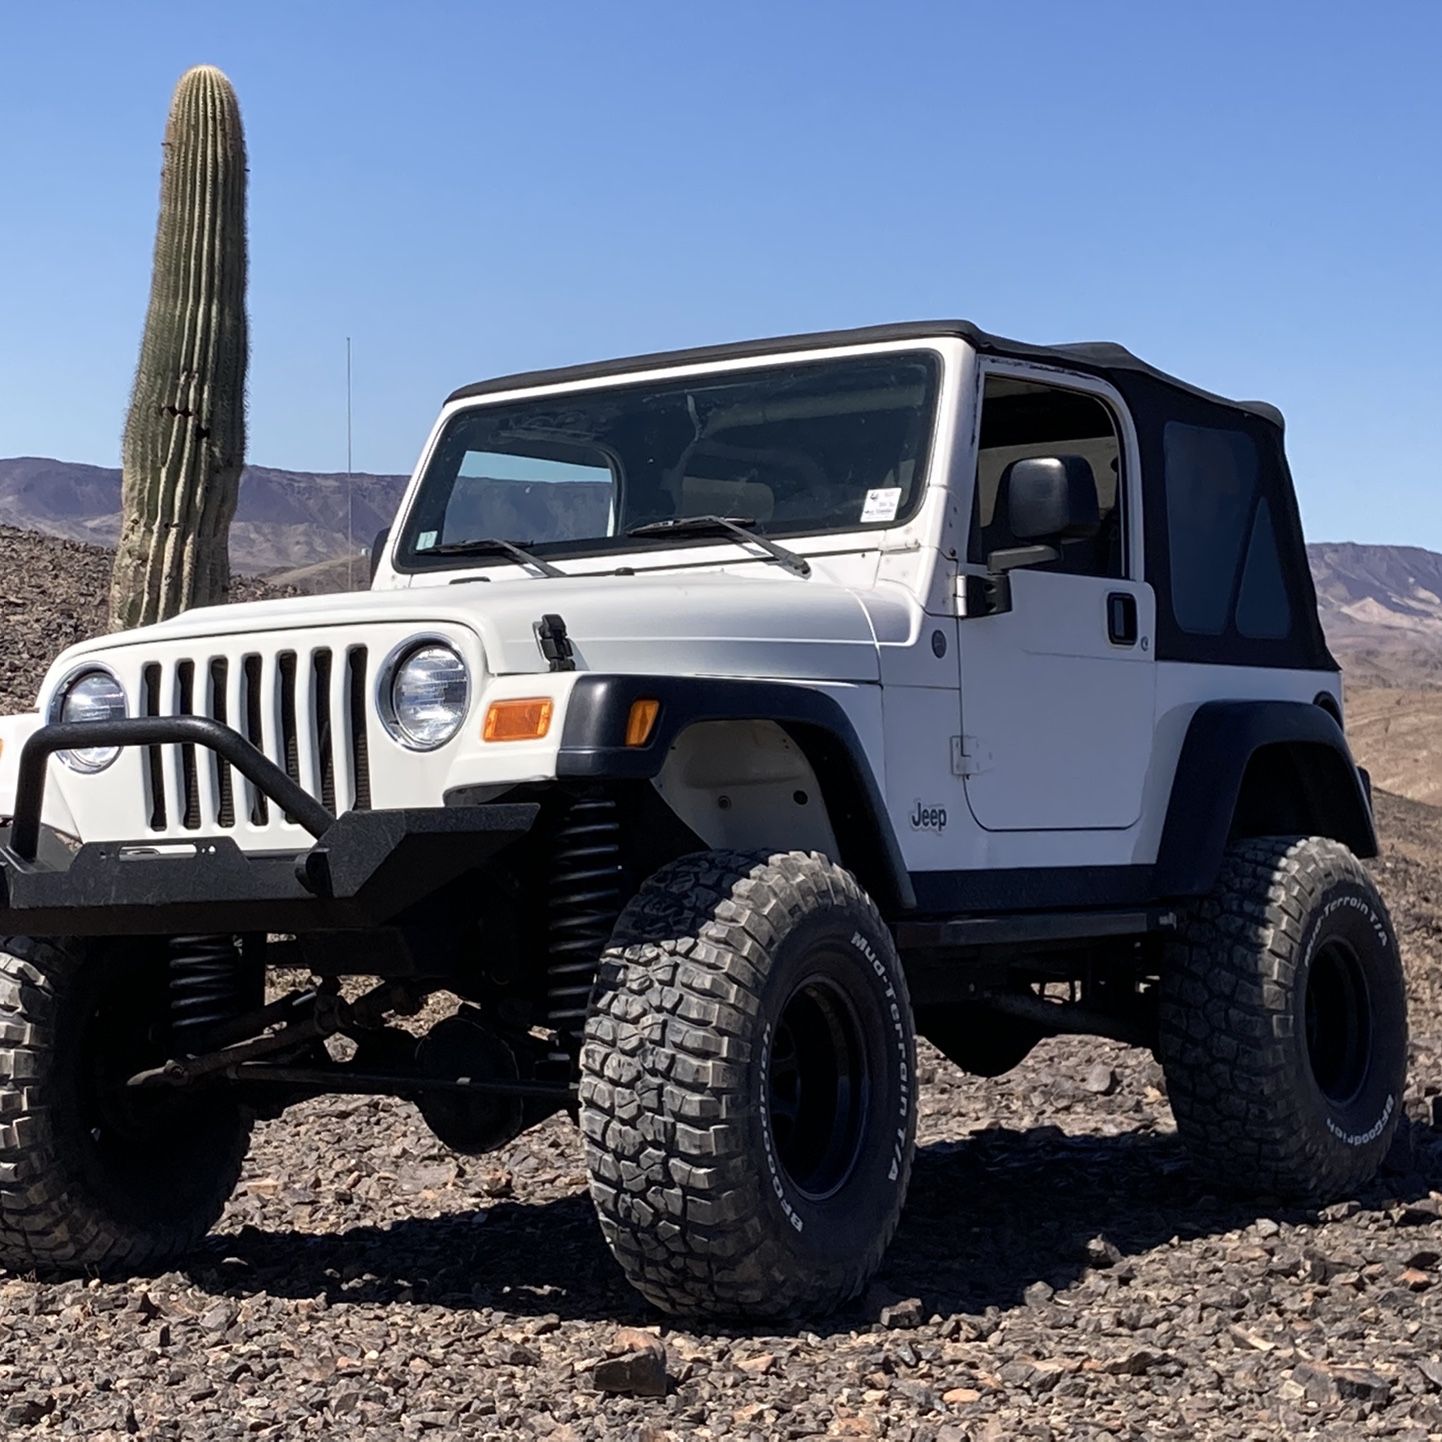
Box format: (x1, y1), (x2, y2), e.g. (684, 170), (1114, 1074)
(483, 697), (553, 742)
(624, 698), (661, 747)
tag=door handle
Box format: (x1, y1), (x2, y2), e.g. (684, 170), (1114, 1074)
(1107, 592), (1138, 646)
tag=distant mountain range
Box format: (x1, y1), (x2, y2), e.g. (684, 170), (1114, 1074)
(0, 456), (408, 578)
(5, 458), (1442, 689)
(1308, 541), (1442, 688)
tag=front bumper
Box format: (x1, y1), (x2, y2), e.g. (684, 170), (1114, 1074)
(0, 718), (538, 936)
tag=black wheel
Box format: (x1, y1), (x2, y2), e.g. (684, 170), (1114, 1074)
(0, 936), (252, 1275)
(580, 850), (916, 1319)
(1158, 836), (1407, 1201)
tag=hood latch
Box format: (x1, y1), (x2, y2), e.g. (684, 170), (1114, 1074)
(534, 613), (576, 673)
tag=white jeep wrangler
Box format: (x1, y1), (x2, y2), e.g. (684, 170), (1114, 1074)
(0, 322), (1405, 1319)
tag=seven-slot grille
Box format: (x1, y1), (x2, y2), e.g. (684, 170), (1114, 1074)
(139, 645), (372, 836)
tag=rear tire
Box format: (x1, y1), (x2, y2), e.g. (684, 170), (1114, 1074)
(580, 850), (916, 1320)
(1158, 837), (1406, 1201)
(0, 936), (252, 1275)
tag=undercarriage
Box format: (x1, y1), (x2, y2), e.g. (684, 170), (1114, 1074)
(0, 712), (1176, 1141)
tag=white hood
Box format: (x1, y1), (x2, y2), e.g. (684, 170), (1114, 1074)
(51, 571), (883, 684)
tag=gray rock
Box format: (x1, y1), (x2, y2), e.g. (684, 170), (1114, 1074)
(879, 1297), (925, 1330)
(593, 1334), (667, 1398)
(4, 1398), (54, 1427)
(1084, 1235), (1122, 1269)
(198, 1302), (236, 1333)
(1104, 1347), (1171, 1376)
(1416, 1359), (1442, 1393)
(1293, 1361), (1392, 1406)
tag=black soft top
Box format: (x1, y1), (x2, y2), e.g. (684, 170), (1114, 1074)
(446, 319), (1283, 429)
(447, 317), (1329, 674)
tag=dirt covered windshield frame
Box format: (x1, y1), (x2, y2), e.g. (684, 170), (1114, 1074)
(393, 350), (941, 571)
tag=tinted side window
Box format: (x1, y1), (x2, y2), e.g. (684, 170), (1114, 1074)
(1164, 422), (1262, 635)
(1234, 499), (1292, 639)
(1139, 376), (1327, 670)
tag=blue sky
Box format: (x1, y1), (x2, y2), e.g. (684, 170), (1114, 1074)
(1, 2), (1438, 546)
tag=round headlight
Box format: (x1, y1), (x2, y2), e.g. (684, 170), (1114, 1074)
(384, 643), (469, 750)
(55, 668), (128, 772)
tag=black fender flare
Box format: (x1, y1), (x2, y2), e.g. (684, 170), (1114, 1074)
(555, 674), (915, 913)
(1155, 699), (1377, 897)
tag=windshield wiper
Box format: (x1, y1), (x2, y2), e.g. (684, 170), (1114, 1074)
(423, 537), (565, 577)
(626, 515), (811, 578)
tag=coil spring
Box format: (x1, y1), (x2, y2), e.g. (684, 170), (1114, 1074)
(546, 796), (623, 1038)
(169, 934), (249, 1051)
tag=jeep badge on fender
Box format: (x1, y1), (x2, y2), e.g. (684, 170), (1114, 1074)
(911, 801), (947, 832)
(0, 320), (1403, 1321)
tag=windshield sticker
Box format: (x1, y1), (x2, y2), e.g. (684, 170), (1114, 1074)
(861, 487), (902, 524)
(416, 530), (438, 551)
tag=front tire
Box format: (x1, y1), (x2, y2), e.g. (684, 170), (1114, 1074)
(580, 850), (916, 1320)
(1158, 837), (1407, 1201)
(0, 936), (252, 1275)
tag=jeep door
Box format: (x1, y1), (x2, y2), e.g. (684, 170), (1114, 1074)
(957, 366), (1156, 831)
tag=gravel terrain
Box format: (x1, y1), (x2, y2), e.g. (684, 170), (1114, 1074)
(0, 527), (1439, 1439)
(0, 525), (289, 714)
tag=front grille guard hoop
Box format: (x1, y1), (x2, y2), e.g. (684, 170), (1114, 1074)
(7, 718), (335, 863)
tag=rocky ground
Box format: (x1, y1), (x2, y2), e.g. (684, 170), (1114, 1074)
(0, 528), (1439, 1439)
(0, 526), (288, 713)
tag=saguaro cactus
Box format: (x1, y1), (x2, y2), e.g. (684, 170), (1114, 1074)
(110, 65), (248, 630)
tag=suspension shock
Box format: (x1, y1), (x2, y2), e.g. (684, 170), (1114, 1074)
(545, 794), (624, 1041)
(168, 934), (257, 1053)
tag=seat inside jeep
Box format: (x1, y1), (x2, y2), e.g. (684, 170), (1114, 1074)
(971, 376), (1124, 578)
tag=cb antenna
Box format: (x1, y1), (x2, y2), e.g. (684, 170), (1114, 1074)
(346, 336), (354, 589)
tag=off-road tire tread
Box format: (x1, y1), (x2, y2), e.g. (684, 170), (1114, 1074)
(0, 935), (251, 1276)
(579, 849), (913, 1319)
(1158, 836), (1405, 1201)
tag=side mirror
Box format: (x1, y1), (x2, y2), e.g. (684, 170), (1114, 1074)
(964, 455), (1102, 618)
(1005, 456), (1100, 543)
(368, 527), (390, 584)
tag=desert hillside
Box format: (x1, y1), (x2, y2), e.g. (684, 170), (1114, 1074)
(1311, 542), (1442, 688)
(0, 524), (290, 714)
(1343, 686), (1442, 808)
(0, 456), (406, 577)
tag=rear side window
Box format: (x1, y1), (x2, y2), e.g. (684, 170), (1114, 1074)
(1164, 422), (1290, 639)
(1234, 500), (1292, 639)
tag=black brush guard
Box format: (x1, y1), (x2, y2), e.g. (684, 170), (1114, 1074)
(0, 717), (538, 936)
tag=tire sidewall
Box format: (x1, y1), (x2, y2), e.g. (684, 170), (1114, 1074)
(47, 948), (250, 1232)
(749, 901), (915, 1266)
(1292, 871), (1405, 1165)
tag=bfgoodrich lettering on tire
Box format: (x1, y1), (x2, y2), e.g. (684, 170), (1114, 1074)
(1158, 836), (1407, 1201)
(579, 850), (917, 1320)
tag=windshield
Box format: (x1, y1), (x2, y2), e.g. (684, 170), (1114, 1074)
(395, 351), (940, 570)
